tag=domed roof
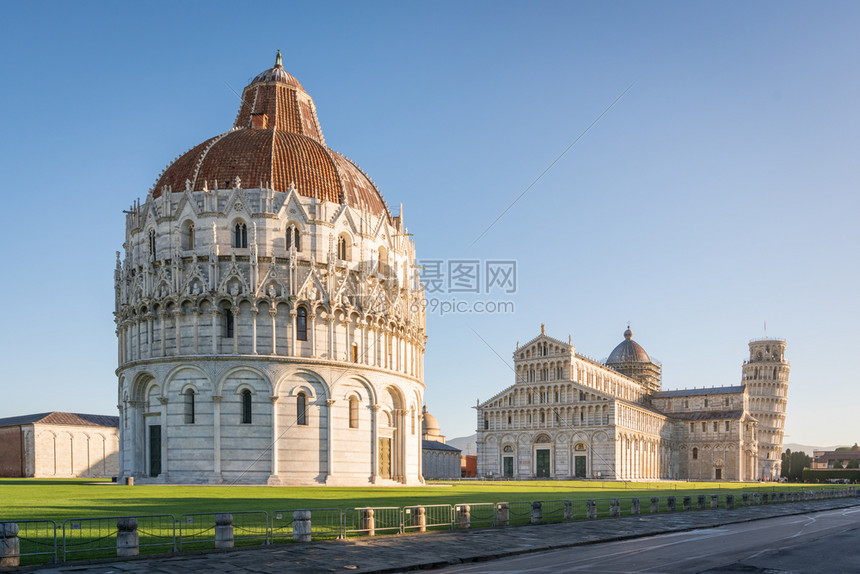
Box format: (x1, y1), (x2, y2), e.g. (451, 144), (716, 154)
(422, 405), (440, 433)
(606, 327), (651, 364)
(151, 52), (389, 218)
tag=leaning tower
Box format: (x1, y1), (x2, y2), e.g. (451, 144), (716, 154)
(742, 338), (790, 480)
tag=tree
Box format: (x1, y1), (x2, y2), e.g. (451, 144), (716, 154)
(832, 459), (844, 469)
(782, 450), (811, 481)
(847, 459), (859, 469)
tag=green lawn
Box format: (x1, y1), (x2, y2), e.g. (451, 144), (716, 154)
(0, 478), (838, 522)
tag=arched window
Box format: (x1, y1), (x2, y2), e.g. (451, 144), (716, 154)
(224, 306), (234, 338)
(296, 308), (308, 341)
(349, 396), (359, 429)
(411, 409), (416, 434)
(337, 236), (348, 260)
(241, 389), (252, 424)
(297, 392), (308, 426)
(184, 389), (195, 424)
(183, 222), (195, 250)
(351, 343), (359, 363)
(286, 226), (301, 252)
(692, 447), (698, 460)
(234, 222), (248, 248)
(148, 229), (157, 260)
(378, 246), (388, 275)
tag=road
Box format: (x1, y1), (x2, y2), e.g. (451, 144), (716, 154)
(431, 505), (860, 573)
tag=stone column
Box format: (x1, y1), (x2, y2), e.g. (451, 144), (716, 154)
(698, 495), (706, 510)
(710, 494), (718, 509)
(250, 308), (258, 354)
(270, 396), (280, 480)
(214, 514), (234, 548)
(726, 494), (735, 510)
(361, 509), (375, 536)
(631, 498), (640, 515)
(0, 522), (20, 568)
(530, 501), (542, 524)
(173, 309), (182, 354)
(270, 309), (278, 355)
(586, 499), (597, 519)
(683, 496), (691, 511)
(309, 312), (316, 357)
(564, 499), (574, 520)
(371, 405), (380, 483)
(414, 507), (427, 532)
(666, 496), (676, 512)
(458, 504), (472, 528)
(292, 510), (312, 542)
(210, 309), (219, 354)
(496, 502), (510, 527)
(231, 306), (240, 354)
(213, 395), (222, 478)
(159, 310), (168, 356)
(327, 317), (335, 360)
(116, 518), (138, 557)
(326, 399), (336, 481)
(610, 499), (620, 518)
(158, 397), (168, 479)
(146, 314), (154, 358)
(192, 309), (200, 353)
(650, 497), (659, 513)
(289, 310), (297, 356)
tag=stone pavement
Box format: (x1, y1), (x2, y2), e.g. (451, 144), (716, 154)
(16, 498), (860, 574)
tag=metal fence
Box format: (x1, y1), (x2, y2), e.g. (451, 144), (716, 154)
(61, 515), (175, 561)
(2, 519), (56, 566)
(0, 486), (852, 566)
(178, 511), (269, 550)
(342, 507), (403, 537)
(271, 508), (342, 542)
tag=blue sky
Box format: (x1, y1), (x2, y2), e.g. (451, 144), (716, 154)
(1, 1), (858, 447)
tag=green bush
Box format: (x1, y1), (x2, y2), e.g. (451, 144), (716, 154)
(801, 469), (860, 482)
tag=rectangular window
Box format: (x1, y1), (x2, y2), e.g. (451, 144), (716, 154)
(691, 422), (695, 432)
(224, 310), (234, 338)
(725, 421), (730, 432)
(713, 422), (718, 432)
(702, 422), (706, 432)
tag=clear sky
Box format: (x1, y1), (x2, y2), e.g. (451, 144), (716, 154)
(1, 1), (858, 447)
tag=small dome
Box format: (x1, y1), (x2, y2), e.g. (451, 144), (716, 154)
(606, 327), (651, 364)
(422, 405), (440, 434)
(250, 51), (305, 90)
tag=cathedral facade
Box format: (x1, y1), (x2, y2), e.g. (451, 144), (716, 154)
(476, 327), (788, 482)
(115, 54), (426, 485)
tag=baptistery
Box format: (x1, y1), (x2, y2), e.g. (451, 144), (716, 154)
(115, 53), (426, 485)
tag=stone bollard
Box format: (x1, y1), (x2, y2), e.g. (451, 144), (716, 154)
(0, 522), (20, 568)
(586, 499), (597, 519)
(710, 494), (718, 509)
(414, 507), (427, 532)
(214, 514), (234, 549)
(610, 499), (620, 518)
(753, 493), (761, 505)
(530, 502), (542, 525)
(667, 496), (676, 512)
(458, 505), (471, 529)
(695, 495), (704, 510)
(564, 500), (573, 521)
(631, 498), (641, 515)
(762, 493), (769, 504)
(126, 477), (134, 486)
(778, 492), (785, 503)
(361, 509), (375, 536)
(116, 518), (139, 557)
(726, 494), (735, 510)
(683, 496), (691, 511)
(496, 503), (510, 527)
(742, 493), (749, 506)
(292, 510), (312, 543)
(650, 497), (659, 513)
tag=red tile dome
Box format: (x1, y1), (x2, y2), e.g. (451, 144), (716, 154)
(152, 52), (389, 217)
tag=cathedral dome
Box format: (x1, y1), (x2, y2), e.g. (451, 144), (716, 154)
(422, 406), (440, 435)
(606, 327), (651, 364)
(151, 51), (389, 218)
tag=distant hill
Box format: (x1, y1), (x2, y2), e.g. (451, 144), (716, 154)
(783, 443), (845, 454)
(448, 434), (477, 455)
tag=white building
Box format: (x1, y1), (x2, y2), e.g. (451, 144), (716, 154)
(0, 412), (119, 478)
(115, 53), (426, 485)
(476, 327), (788, 481)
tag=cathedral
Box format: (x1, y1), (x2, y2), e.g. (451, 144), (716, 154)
(476, 327), (789, 481)
(114, 53), (426, 485)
